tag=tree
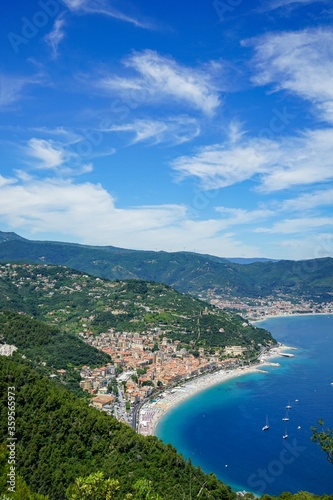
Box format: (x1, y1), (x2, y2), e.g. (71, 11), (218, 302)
(130, 478), (162, 500)
(311, 420), (333, 463)
(66, 472), (120, 500)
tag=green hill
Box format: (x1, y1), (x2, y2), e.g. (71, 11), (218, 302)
(0, 232), (332, 301)
(0, 263), (275, 355)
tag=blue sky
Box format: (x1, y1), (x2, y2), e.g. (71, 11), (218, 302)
(1, 0), (333, 259)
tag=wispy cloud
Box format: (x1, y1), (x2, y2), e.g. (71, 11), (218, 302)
(244, 28), (333, 122)
(280, 188), (333, 211)
(172, 127), (333, 192)
(101, 117), (200, 145)
(261, 0), (328, 11)
(95, 50), (222, 115)
(255, 217), (333, 234)
(26, 138), (66, 169)
(62, 0), (155, 29)
(44, 17), (66, 58)
(0, 74), (38, 109)
(25, 137), (94, 175)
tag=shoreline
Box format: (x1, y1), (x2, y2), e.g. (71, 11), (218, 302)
(250, 311), (333, 323)
(138, 343), (292, 436)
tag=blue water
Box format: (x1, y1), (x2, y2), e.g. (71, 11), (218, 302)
(156, 314), (333, 496)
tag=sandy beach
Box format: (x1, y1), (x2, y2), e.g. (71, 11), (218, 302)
(138, 343), (294, 436)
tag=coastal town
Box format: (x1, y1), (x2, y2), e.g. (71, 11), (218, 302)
(79, 328), (245, 428)
(77, 297), (333, 432)
(201, 291), (333, 321)
(1, 261), (332, 434)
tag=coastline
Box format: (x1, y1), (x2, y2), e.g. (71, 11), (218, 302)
(250, 311), (333, 324)
(138, 343), (292, 436)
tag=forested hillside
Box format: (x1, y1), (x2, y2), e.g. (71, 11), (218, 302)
(0, 263), (275, 355)
(0, 357), (234, 500)
(0, 232), (332, 301)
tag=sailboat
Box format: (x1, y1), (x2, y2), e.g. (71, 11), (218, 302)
(262, 415), (269, 431)
(282, 411), (289, 421)
(282, 428), (288, 439)
(286, 401), (292, 409)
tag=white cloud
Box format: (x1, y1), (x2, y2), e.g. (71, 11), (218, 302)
(171, 127), (333, 192)
(26, 139), (66, 169)
(255, 217), (333, 234)
(44, 17), (66, 58)
(24, 137), (97, 175)
(261, 0), (328, 11)
(62, 0), (155, 29)
(280, 188), (333, 211)
(244, 28), (333, 122)
(0, 175), (261, 256)
(215, 207), (274, 225)
(258, 128), (333, 191)
(101, 117), (200, 145)
(172, 132), (279, 189)
(0, 175), (16, 188)
(96, 50), (222, 115)
(0, 74), (38, 109)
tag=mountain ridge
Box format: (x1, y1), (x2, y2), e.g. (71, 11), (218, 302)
(0, 231), (332, 302)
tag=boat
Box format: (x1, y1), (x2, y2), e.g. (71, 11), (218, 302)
(286, 401), (292, 409)
(282, 411), (289, 421)
(262, 415), (269, 431)
(283, 428), (288, 439)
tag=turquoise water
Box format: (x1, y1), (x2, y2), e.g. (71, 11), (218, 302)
(156, 314), (333, 496)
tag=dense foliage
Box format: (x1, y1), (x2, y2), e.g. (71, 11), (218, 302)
(0, 357), (235, 500)
(0, 231), (332, 301)
(0, 263), (275, 353)
(311, 420), (333, 464)
(0, 310), (111, 394)
(0, 311), (111, 370)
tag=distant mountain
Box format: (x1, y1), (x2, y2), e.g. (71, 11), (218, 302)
(225, 257), (278, 264)
(0, 231), (332, 301)
(0, 231), (27, 243)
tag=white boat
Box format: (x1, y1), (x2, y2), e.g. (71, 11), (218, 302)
(262, 415), (269, 431)
(286, 401), (292, 409)
(283, 428), (288, 439)
(282, 411), (289, 421)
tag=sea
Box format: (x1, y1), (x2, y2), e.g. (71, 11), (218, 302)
(156, 314), (333, 496)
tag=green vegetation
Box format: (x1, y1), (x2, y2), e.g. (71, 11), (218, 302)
(0, 231), (332, 302)
(0, 310), (111, 394)
(311, 420), (333, 463)
(0, 263), (275, 354)
(0, 357), (234, 500)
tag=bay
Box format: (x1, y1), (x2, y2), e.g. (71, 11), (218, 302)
(156, 314), (333, 496)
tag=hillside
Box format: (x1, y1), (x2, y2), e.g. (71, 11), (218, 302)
(0, 263), (275, 355)
(0, 232), (332, 301)
(0, 310), (111, 394)
(0, 356), (234, 500)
